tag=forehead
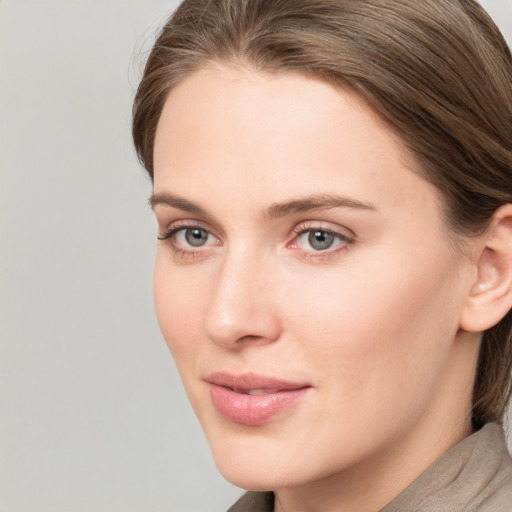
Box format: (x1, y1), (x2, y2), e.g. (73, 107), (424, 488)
(154, 64), (401, 163)
(153, 64), (440, 221)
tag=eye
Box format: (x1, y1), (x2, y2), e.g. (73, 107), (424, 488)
(157, 224), (220, 253)
(300, 230), (338, 251)
(290, 225), (353, 255)
(177, 227), (211, 247)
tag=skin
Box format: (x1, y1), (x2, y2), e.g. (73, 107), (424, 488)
(151, 64), (483, 512)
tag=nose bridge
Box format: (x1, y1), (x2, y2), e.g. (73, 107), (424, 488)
(203, 245), (281, 347)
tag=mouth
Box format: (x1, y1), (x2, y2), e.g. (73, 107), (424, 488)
(206, 372), (312, 426)
(232, 388), (281, 395)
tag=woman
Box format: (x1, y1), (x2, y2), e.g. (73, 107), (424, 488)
(133, 0), (512, 510)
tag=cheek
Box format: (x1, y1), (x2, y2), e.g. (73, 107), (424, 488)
(284, 249), (463, 414)
(153, 254), (206, 363)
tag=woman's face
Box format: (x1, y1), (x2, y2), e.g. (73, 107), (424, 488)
(152, 65), (476, 492)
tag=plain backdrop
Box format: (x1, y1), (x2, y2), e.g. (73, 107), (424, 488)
(1, 1), (511, 511)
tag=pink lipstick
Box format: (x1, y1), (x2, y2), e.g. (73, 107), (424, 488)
(207, 372), (311, 426)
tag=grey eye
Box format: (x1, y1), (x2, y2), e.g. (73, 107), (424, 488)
(307, 230), (336, 250)
(184, 228), (209, 247)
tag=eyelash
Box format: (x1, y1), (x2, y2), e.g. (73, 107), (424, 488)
(157, 222), (354, 260)
(157, 222), (216, 260)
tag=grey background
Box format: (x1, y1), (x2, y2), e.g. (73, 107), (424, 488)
(1, 1), (511, 511)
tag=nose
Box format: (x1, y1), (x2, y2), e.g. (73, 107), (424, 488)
(202, 251), (282, 348)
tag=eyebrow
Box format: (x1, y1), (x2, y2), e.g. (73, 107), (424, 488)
(150, 193), (208, 216)
(265, 193), (377, 218)
(149, 192), (376, 218)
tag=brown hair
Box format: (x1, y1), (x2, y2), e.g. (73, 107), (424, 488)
(132, 0), (512, 428)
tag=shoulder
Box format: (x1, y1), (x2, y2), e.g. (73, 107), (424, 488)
(382, 423), (512, 511)
(227, 491), (274, 512)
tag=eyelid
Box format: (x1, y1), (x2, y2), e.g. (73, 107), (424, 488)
(158, 219), (219, 239)
(154, 206), (225, 237)
(289, 221), (355, 242)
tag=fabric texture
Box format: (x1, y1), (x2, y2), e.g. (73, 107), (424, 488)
(227, 423), (512, 512)
(227, 491), (274, 512)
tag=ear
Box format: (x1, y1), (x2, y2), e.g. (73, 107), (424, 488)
(460, 204), (512, 333)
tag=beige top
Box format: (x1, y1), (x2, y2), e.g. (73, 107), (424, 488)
(227, 423), (512, 512)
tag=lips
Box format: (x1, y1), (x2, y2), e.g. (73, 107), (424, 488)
(207, 372), (311, 426)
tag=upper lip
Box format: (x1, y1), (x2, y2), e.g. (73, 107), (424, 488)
(206, 372), (311, 391)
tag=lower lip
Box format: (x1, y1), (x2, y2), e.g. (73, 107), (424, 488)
(209, 384), (310, 426)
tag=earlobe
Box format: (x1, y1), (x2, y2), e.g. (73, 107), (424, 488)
(460, 204), (512, 333)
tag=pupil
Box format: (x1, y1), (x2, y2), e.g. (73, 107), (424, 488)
(309, 230), (334, 250)
(185, 228), (208, 247)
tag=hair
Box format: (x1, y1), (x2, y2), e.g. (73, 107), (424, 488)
(132, 0), (512, 429)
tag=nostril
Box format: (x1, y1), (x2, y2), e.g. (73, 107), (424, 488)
(238, 334), (260, 343)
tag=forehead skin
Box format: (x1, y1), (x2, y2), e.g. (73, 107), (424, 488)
(153, 64), (438, 226)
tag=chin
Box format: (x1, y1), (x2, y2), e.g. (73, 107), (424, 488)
(218, 470), (277, 492)
(202, 420), (334, 491)
(214, 456), (306, 491)
(206, 427), (285, 488)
